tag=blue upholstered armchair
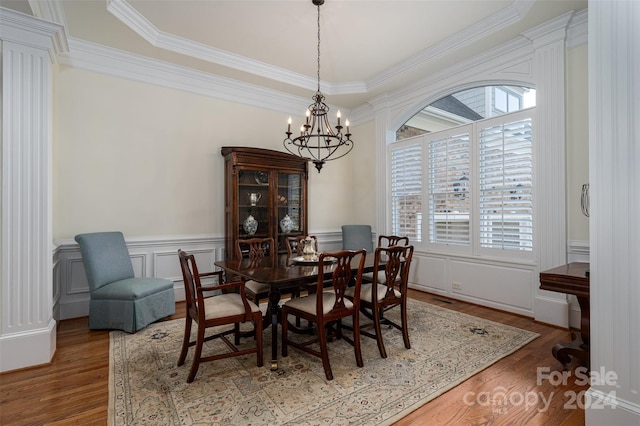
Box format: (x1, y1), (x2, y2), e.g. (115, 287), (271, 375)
(341, 225), (374, 253)
(75, 232), (175, 333)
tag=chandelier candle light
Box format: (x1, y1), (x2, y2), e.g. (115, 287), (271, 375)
(283, 0), (353, 173)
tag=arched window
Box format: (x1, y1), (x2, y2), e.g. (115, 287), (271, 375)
(389, 85), (536, 259)
(396, 85), (536, 140)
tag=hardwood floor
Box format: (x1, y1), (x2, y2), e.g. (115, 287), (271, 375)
(0, 290), (587, 425)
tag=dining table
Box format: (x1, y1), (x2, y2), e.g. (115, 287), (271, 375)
(214, 253), (381, 370)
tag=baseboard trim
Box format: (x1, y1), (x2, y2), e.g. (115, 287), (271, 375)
(534, 294), (569, 328)
(586, 388), (640, 425)
(0, 319), (57, 372)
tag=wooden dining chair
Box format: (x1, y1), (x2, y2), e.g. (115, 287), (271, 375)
(177, 249), (263, 383)
(281, 249), (366, 381)
(378, 235), (410, 248)
(235, 237), (275, 305)
(345, 245), (414, 358)
(285, 235), (320, 327)
(362, 235), (409, 283)
(285, 235), (318, 258)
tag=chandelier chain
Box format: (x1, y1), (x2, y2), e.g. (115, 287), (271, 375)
(316, 3), (321, 93)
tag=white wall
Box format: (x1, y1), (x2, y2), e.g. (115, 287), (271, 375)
(566, 43), (590, 244)
(53, 67), (358, 240)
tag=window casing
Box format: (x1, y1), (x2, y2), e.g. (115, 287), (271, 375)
(389, 108), (535, 260)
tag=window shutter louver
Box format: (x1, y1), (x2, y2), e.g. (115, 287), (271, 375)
(391, 144), (423, 242)
(428, 133), (471, 246)
(479, 118), (533, 250)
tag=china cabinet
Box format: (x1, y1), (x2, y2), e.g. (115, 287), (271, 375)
(221, 147), (309, 260)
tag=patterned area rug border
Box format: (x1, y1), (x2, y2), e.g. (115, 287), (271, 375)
(108, 299), (538, 425)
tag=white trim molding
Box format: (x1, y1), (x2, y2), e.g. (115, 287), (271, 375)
(374, 10), (580, 328)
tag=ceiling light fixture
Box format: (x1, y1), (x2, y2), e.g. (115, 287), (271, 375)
(283, 0), (353, 173)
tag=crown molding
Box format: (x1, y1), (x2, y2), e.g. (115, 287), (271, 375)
(0, 6), (68, 58)
(104, 0), (543, 97)
(28, 0), (68, 28)
(60, 38), (352, 119)
(105, 0), (366, 96)
(366, 0), (535, 91)
(566, 8), (587, 49)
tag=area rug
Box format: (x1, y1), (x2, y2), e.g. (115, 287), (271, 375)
(108, 299), (538, 425)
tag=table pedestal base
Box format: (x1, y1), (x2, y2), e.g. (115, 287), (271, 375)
(552, 331), (589, 370)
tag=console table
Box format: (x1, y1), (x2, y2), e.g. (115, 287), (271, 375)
(539, 262), (590, 370)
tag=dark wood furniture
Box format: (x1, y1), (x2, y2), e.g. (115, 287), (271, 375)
(363, 234), (410, 283)
(177, 250), (263, 382)
(539, 262), (590, 370)
(377, 235), (410, 247)
(234, 237), (275, 306)
(214, 253), (381, 370)
(282, 250), (366, 381)
(221, 147), (308, 260)
(346, 245), (414, 358)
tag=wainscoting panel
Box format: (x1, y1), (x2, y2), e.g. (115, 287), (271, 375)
(53, 232), (342, 321)
(449, 260), (533, 312)
(409, 255), (447, 292)
(409, 252), (535, 318)
(54, 235), (227, 320)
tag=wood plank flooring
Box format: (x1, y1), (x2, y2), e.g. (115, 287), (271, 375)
(0, 290), (587, 425)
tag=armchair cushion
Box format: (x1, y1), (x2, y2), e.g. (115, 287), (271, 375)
(92, 277), (175, 300)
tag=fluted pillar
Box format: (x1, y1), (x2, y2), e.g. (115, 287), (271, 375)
(0, 8), (67, 371)
(523, 14), (572, 327)
(586, 0), (640, 423)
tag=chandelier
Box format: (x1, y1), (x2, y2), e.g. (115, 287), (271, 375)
(283, 0), (353, 173)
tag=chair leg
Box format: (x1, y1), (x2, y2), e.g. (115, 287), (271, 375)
(187, 324), (205, 383)
(317, 318), (333, 381)
(234, 323), (241, 345)
(352, 312), (364, 368)
(372, 304), (387, 358)
(401, 301), (411, 349)
(177, 316), (192, 366)
(291, 289), (302, 328)
(281, 309), (289, 357)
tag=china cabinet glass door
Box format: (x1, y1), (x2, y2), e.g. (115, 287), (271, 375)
(276, 172), (305, 252)
(237, 169), (270, 240)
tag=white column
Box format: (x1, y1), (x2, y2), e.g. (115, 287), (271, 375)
(586, 0), (640, 424)
(0, 8), (67, 372)
(523, 17), (571, 327)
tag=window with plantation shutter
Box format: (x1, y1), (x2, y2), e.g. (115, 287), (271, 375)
(391, 144), (423, 242)
(479, 117), (533, 251)
(389, 85), (535, 260)
(428, 133), (470, 246)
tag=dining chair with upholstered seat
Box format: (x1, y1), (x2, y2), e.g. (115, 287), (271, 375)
(74, 231), (175, 333)
(345, 244), (414, 358)
(341, 224), (374, 253)
(177, 249), (263, 383)
(362, 235), (409, 283)
(235, 237), (275, 305)
(237, 237), (303, 306)
(281, 249), (366, 381)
